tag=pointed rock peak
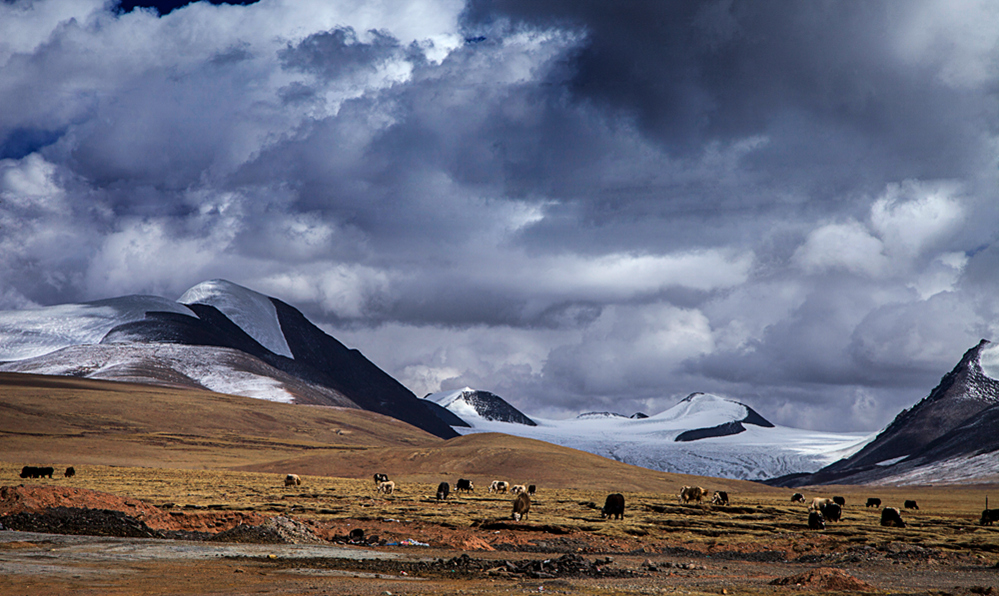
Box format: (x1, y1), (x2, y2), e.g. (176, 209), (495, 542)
(921, 339), (999, 407)
(975, 339), (999, 380)
(178, 280), (293, 359)
(791, 340), (999, 484)
(958, 338), (990, 374)
(430, 387), (537, 426)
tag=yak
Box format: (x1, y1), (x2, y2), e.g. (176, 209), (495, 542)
(602, 493), (625, 520)
(512, 493), (530, 521)
(881, 507), (906, 528)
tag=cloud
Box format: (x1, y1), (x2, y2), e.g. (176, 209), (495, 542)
(1, 0), (998, 431)
(793, 221), (889, 278)
(870, 180), (965, 261)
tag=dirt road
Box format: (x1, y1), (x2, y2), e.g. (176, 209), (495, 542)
(4, 528), (999, 596)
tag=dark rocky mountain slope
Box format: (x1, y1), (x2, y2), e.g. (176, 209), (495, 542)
(768, 339), (999, 486)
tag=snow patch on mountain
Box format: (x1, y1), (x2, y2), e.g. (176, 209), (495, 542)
(179, 280), (293, 359)
(428, 391), (871, 480)
(870, 452), (999, 485)
(577, 412), (628, 420)
(651, 392), (747, 423)
(0, 343), (303, 403)
(0, 296), (196, 361)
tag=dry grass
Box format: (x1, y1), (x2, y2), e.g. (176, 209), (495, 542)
(4, 372), (999, 557)
(0, 371), (438, 469)
(0, 372), (768, 492)
(4, 461), (999, 556)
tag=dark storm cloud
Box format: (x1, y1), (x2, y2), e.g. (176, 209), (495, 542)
(280, 27), (402, 80)
(466, 1), (988, 169)
(1, 0), (998, 431)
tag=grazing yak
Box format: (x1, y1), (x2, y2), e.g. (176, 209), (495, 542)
(791, 493), (805, 503)
(711, 491), (729, 505)
(489, 480), (509, 493)
(528, 484), (537, 495)
(866, 498), (881, 508)
(980, 497), (998, 526)
(808, 510), (825, 530)
(881, 507), (906, 528)
(512, 492), (530, 521)
(373, 473), (389, 484)
(436, 482), (450, 501)
(64, 466), (75, 478)
(820, 502), (842, 522)
(377, 480), (396, 495)
(679, 486), (707, 503)
(455, 479), (474, 493)
(511, 484), (527, 495)
(832, 496), (846, 506)
(602, 493), (625, 520)
(980, 509), (999, 526)
(19, 466), (54, 479)
(904, 500), (919, 510)
(284, 474), (301, 487)
(809, 497), (834, 511)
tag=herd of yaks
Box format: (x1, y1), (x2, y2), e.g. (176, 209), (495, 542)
(17, 465), (999, 528)
(19, 466), (74, 479)
(297, 473), (999, 529)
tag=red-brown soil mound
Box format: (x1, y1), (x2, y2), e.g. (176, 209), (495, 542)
(0, 485), (264, 533)
(771, 567), (878, 591)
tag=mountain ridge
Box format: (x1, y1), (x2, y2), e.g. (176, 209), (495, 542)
(427, 390), (870, 481)
(767, 339), (999, 486)
(0, 279), (457, 439)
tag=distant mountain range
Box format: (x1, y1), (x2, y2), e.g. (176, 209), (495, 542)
(424, 388), (871, 481)
(425, 345), (999, 484)
(2, 280), (997, 484)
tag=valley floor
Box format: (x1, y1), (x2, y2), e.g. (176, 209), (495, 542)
(2, 463), (999, 595)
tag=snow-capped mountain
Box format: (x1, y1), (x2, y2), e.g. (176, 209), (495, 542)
(0, 295), (197, 361)
(0, 280), (457, 439)
(424, 390), (872, 481)
(1, 343), (356, 407)
(772, 340), (999, 486)
(427, 388), (537, 426)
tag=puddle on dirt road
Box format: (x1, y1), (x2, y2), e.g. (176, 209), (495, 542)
(0, 530), (400, 577)
(278, 568), (427, 580)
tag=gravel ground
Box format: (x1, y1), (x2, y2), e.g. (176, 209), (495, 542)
(3, 484), (999, 595)
(3, 527), (999, 596)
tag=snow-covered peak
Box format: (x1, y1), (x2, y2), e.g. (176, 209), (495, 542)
(429, 387), (476, 408)
(0, 296), (195, 361)
(178, 279), (293, 359)
(649, 392), (750, 426)
(426, 387), (536, 426)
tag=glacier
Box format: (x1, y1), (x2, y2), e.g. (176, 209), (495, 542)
(427, 391), (873, 481)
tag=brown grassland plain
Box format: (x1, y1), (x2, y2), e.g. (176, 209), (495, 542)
(3, 372), (999, 594)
